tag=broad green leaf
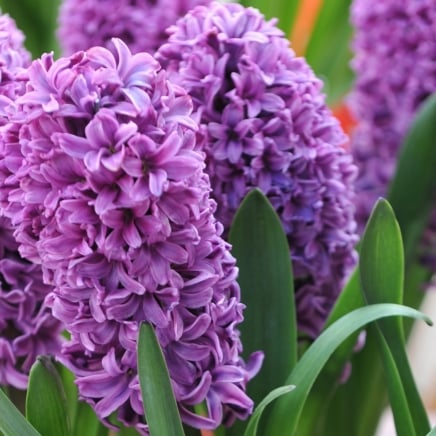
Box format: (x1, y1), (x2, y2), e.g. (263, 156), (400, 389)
(304, 0), (353, 105)
(57, 364), (79, 431)
(138, 322), (184, 436)
(360, 199), (430, 436)
(0, 0), (61, 57)
(243, 385), (295, 436)
(0, 388), (40, 436)
(360, 199), (404, 310)
(56, 363), (107, 436)
(240, 0), (299, 35)
(267, 303), (432, 435)
(229, 188), (296, 407)
(26, 356), (70, 436)
(73, 401), (107, 436)
(427, 427), (436, 436)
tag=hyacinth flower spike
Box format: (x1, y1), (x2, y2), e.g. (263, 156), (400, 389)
(0, 14), (63, 390)
(0, 37), (263, 433)
(57, 0), (213, 56)
(157, 2), (359, 339)
(349, 0), (436, 257)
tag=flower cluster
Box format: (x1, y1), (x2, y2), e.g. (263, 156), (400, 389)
(0, 217), (63, 389)
(0, 14), (30, 121)
(0, 38), (262, 432)
(349, 0), (436, 240)
(0, 14), (63, 389)
(57, 0), (212, 56)
(157, 2), (359, 338)
(0, 13), (30, 208)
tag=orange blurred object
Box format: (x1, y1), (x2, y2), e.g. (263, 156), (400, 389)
(289, 0), (324, 56)
(332, 102), (357, 149)
(200, 430), (215, 436)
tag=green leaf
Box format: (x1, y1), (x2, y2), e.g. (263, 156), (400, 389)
(359, 199), (430, 436)
(388, 94), (436, 324)
(296, 267), (364, 436)
(310, 94), (436, 436)
(388, 93), (436, 286)
(382, 94), (436, 339)
(57, 364), (79, 431)
(243, 385), (295, 436)
(328, 94), (436, 436)
(229, 189), (296, 406)
(138, 322), (184, 436)
(72, 401), (107, 436)
(267, 303), (432, 436)
(0, 0), (61, 57)
(240, 0), (299, 35)
(304, 0), (353, 105)
(360, 199), (404, 309)
(0, 388), (41, 436)
(56, 363), (107, 436)
(118, 426), (142, 436)
(26, 356), (70, 436)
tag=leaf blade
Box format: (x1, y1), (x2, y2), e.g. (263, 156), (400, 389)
(229, 188), (296, 405)
(267, 303), (432, 435)
(138, 322), (184, 436)
(243, 385), (295, 436)
(0, 388), (40, 436)
(359, 199), (430, 436)
(26, 356), (70, 436)
(388, 94), (436, 267)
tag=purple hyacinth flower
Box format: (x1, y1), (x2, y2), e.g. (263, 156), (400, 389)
(0, 216), (63, 389)
(0, 38), (262, 432)
(0, 14), (63, 389)
(157, 2), (359, 338)
(0, 14), (30, 121)
(348, 0), (436, 250)
(0, 13), (30, 208)
(57, 0), (212, 56)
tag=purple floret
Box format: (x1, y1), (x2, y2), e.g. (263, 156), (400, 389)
(0, 38), (262, 432)
(349, 0), (436, 244)
(57, 0), (212, 56)
(0, 217), (64, 389)
(157, 2), (359, 338)
(0, 14), (30, 121)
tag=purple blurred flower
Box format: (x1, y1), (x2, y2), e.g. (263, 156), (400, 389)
(0, 14), (30, 121)
(0, 13), (30, 208)
(0, 38), (262, 432)
(0, 216), (63, 389)
(0, 14), (63, 390)
(57, 0), (212, 56)
(157, 2), (359, 338)
(349, 0), (436, 240)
